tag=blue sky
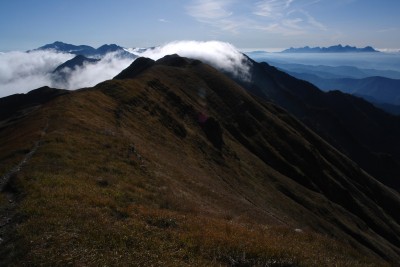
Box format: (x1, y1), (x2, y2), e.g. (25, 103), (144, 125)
(1, 0), (399, 51)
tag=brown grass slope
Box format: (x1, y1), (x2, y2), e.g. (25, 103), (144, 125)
(0, 55), (399, 265)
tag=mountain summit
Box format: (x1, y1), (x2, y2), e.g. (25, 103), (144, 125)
(1, 54), (400, 265)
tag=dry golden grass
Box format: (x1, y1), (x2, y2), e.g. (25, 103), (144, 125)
(0, 64), (394, 266)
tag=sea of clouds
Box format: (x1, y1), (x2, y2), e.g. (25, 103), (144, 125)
(0, 41), (250, 98)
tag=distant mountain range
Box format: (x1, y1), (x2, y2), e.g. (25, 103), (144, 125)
(268, 61), (400, 115)
(289, 73), (400, 106)
(27, 41), (137, 88)
(32, 41), (135, 59)
(268, 61), (400, 80)
(281, 44), (379, 53)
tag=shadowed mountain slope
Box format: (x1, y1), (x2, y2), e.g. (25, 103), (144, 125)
(0, 55), (400, 265)
(287, 72), (400, 107)
(53, 55), (100, 73)
(239, 59), (400, 191)
(51, 55), (100, 86)
(0, 86), (68, 123)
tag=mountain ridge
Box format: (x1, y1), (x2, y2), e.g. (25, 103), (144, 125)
(1, 54), (400, 265)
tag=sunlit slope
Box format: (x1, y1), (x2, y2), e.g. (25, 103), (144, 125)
(1, 55), (399, 265)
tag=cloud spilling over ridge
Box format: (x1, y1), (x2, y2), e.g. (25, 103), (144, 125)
(0, 41), (250, 98)
(0, 50), (73, 97)
(0, 50), (133, 98)
(135, 41), (251, 81)
(52, 52), (133, 89)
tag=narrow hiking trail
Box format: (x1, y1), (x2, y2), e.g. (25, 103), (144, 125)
(0, 121), (49, 248)
(0, 121), (48, 191)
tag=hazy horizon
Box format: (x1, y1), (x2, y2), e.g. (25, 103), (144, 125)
(1, 40), (399, 55)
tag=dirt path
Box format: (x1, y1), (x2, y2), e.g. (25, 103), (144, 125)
(0, 121), (48, 250)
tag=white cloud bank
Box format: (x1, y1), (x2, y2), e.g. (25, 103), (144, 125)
(0, 41), (250, 98)
(135, 40), (251, 81)
(0, 50), (133, 98)
(52, 52), (133, 90)
(0, 51), (72, 97)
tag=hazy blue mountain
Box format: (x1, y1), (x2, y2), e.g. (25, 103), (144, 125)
(53, 55), (100, 73)
(51, 55), (100, 86)
(282, 44), (379, 53)
(372, 102), (400, 115)
(288, 72), (400, 106)
(33, 41), (98, 55)
(269, 61), (400, 79)
(96, 44), (136, 59)
(33, 41), (135, 58)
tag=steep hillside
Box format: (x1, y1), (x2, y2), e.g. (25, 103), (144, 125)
(240, 59), (400, 191)
(1, 55), (400, 266)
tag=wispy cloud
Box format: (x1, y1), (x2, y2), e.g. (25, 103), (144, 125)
(186, 0), (242, 33)
(186, 0), (327, 36)
(300, 10), (327, 31)
(186, 0), (233, 20)
(253, 0), (326, 34)
(253, 0), (293, 18)
(158, 18), (169, 23)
